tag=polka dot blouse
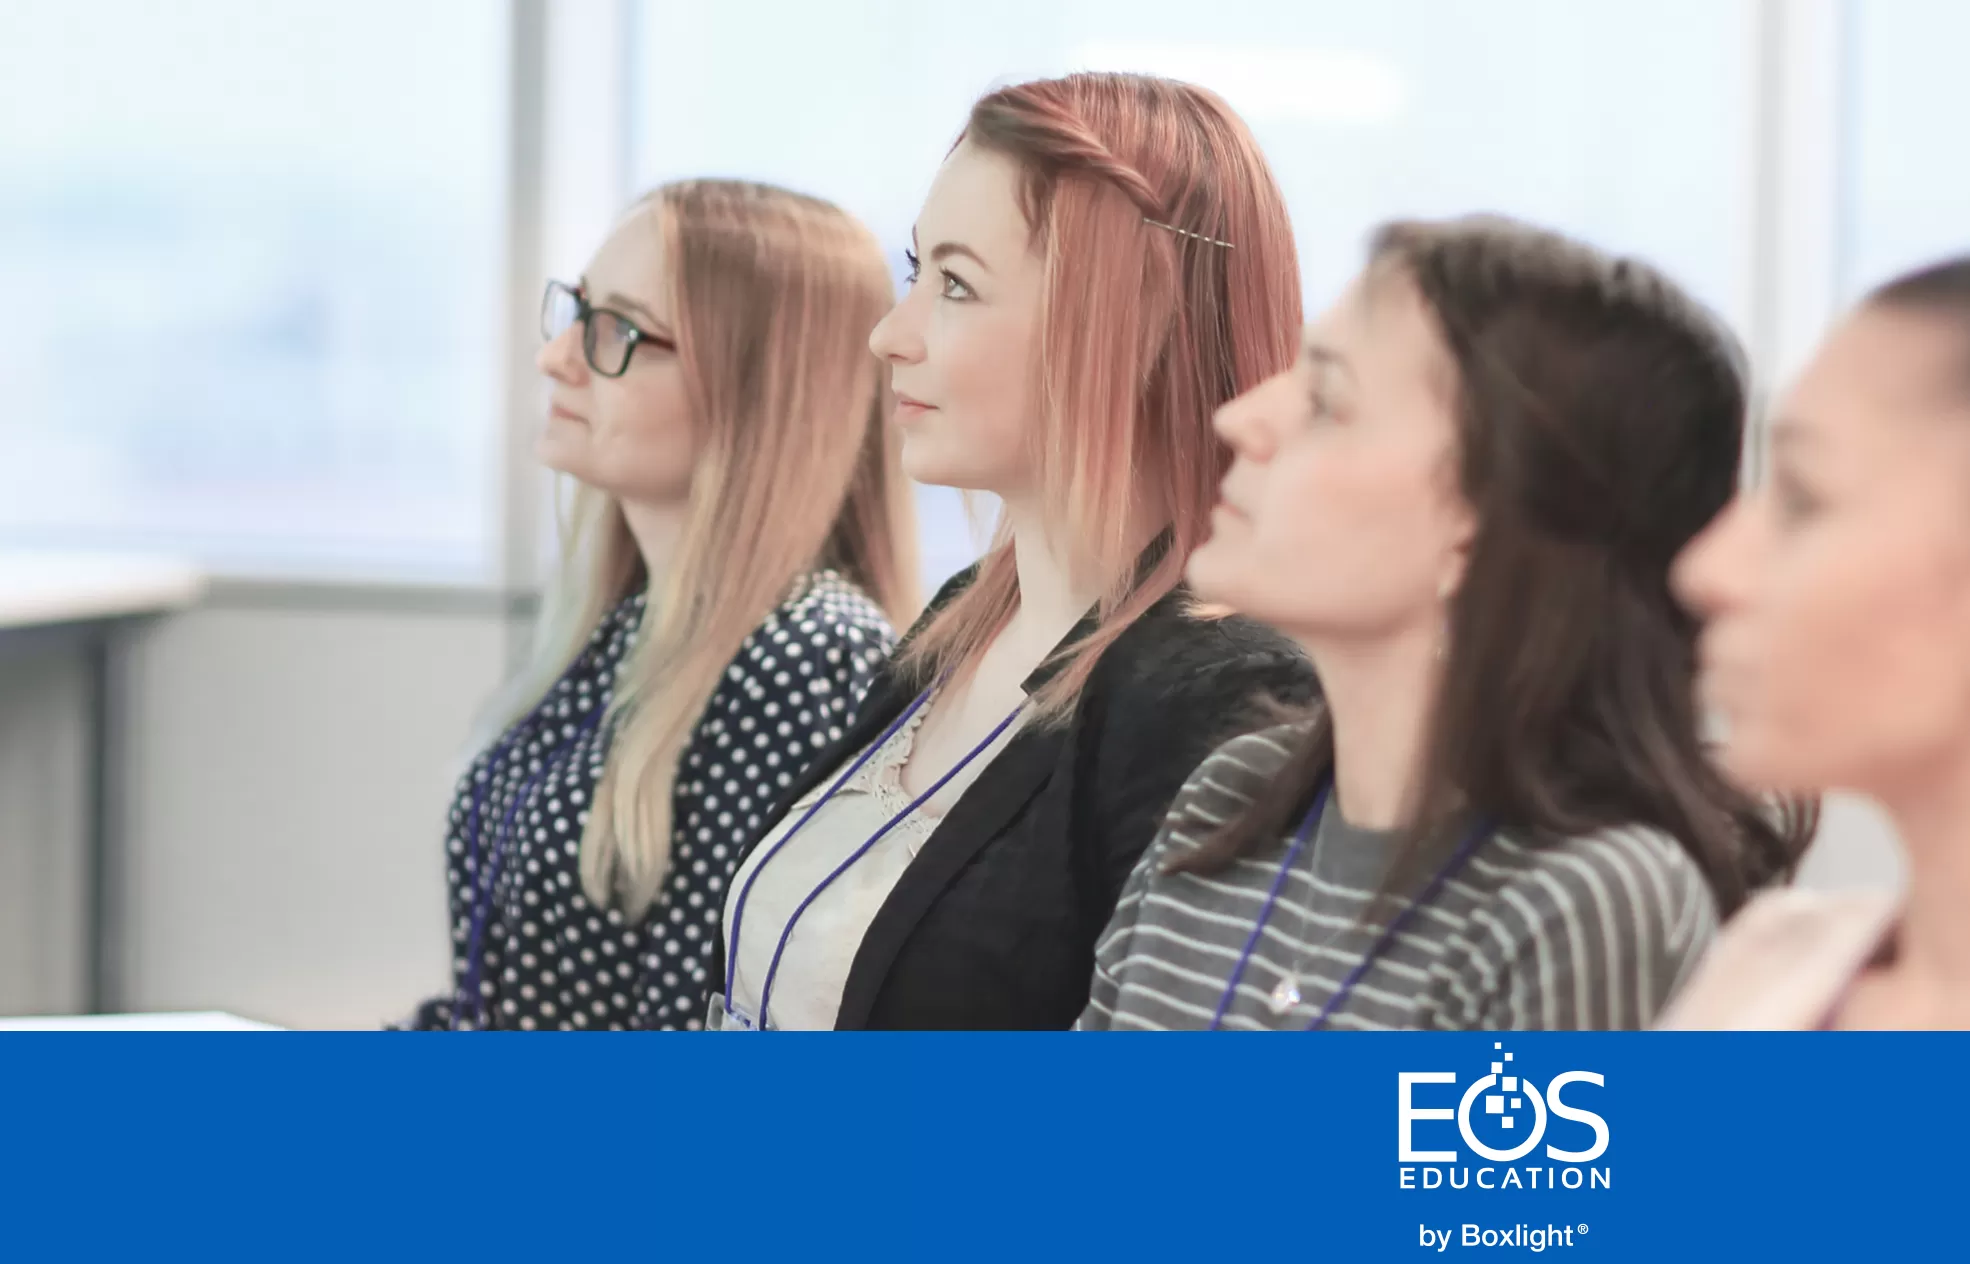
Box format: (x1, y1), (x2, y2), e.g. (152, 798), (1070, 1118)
(403, 570), (895, 1031)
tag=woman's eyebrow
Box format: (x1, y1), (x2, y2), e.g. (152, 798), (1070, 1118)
(928, 241), (992, 274)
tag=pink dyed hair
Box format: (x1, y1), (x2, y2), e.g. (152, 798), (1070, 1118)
(898, 72), (1303, 717)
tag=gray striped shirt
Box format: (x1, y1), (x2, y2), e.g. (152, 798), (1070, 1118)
(1079, 726), (1719, 1031)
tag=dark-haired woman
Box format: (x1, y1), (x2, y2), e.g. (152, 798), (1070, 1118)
(1079, 216), (1813, 1032)
(1663, 256), (1970, 1031)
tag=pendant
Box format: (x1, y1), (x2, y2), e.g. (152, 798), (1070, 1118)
(1268, 975), (1302, 1016)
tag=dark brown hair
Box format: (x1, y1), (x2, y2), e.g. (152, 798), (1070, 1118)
(1170, 215), (1816, 916)
(1867, 256), (1970, 397)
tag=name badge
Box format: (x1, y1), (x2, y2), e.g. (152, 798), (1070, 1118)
(706, 993), (759, 1032)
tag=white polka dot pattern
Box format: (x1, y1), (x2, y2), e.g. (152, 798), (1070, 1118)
(405, 571), (894, 1031)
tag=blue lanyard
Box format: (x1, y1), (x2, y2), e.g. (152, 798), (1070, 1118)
(452, 702), (605, 1030)
(724, 684), (1025, 1029)
(1207, 781), (1490, 1031)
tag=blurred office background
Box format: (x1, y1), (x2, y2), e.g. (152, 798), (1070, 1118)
(0, 0), (1962, 1026)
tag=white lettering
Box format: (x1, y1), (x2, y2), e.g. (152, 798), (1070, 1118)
(1592, 1168), (1612, 1189)
(1450, 1168), (1469, 1190)
(1561, 1167), (1583, 1189)
(1477, 1166), (1497, 1190)
(1423, 1167), (1443, 1190)
(1544, 1071), (1610, 1162)
(1458, 1074), (1546, 1162)
(1400, 1168), (1416, 1189)
(1502, 1168), (1524, 1190)
(1438, 1225), (1582, 1251)
(1400, 1072), (1459, 1162)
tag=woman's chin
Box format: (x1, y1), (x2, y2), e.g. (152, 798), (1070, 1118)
(1184, 537), (1240, 603)
(534, 435), (586, 481)
(1713, 731), (1805, 798)
(897, 441), (977, 491)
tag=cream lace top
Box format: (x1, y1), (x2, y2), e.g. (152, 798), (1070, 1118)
(719, 700), (1018, 1030)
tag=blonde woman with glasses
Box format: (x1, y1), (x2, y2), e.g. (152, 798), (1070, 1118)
(402, 180), (918, 1031)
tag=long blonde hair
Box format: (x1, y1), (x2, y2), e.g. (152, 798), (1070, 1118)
(493, 179), (919, 918)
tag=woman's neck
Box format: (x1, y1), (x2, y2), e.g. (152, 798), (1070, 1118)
(998, 496), (1116, 660)
(1879, 748), (1970, 987)
(620, 498), (687, 592)
(1292, 622), (1441, 830)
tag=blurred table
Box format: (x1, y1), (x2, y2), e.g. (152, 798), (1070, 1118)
(0, 551), (207, 1013)
(0, 552), (207, 630)
(0, 1011), (278, 1031)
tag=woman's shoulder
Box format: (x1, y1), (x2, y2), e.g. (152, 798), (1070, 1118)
(1442, 824), (1726, 1029)
(1486, 823), (1715, 896)
(580, 589), (648, 658)
(1086, 601), (1314, 782)
(1655, 888), (1900, 1030)
(1476, 824), (1720, 946)
(771, 569), (898, 645)
(1150, 724), (1311, 864)
(1184, 723), (1308, 798)
(1100, 594), (1314, 713)
(1124, 593), (1305, 669)
(715, 570), (897, 701)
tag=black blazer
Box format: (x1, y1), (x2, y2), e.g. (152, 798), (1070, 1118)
(716, 564), (1317, 1029)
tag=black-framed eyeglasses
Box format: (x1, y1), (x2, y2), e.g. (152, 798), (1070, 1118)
(541, 279), (676, 378)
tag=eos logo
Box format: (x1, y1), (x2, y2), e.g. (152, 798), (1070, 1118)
(1398, 1042), (1611, 1192)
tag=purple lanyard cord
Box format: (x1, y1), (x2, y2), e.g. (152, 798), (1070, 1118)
(725, 684), (1025, 1029)
(1207, 780), (1491, 1032)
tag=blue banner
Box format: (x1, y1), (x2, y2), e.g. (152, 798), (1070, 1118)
(0, 1033), (1958, 1260)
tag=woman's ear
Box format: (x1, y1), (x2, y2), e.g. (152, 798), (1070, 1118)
(1436, 481), (1477, 602)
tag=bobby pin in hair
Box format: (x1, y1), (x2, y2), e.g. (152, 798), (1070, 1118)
(1142, 217), (1235, 250)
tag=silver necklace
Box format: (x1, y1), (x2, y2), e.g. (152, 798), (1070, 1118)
(1265, 813), (1346, 1016)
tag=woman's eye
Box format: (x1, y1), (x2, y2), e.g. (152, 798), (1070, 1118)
(902, 249), (921, 284)
(1308, 385), (1350, 426)
(1767, 461), (1827, 527)
(1773, 480), (1823, 527)
(939, 269), (974, 301)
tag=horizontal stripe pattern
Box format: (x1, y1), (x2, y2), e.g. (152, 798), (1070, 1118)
(1079, 727), (1720, 1032)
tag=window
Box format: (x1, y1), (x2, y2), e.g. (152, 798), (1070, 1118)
(1840, 0), (1970, 295)
(0, 0), (509, 581)
(630, 0), (1752, 587)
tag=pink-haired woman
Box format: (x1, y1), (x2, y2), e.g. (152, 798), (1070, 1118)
(709, 72), (1317, 1031)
